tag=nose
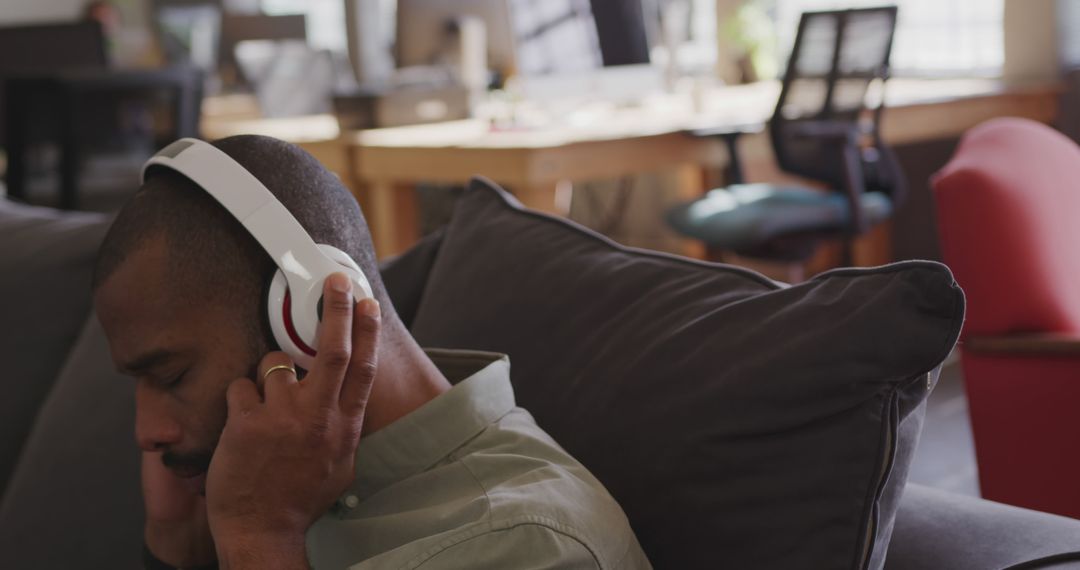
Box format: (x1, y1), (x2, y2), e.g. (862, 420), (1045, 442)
(134, 381), (182, 452)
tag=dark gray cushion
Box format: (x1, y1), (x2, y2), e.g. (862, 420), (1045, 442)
(379, 228), (445, 329)
(408, 178), (965, 569)
(0, 317), (143, 570)
(0, 199), (110, 496)
(885, 484), (1080, 570)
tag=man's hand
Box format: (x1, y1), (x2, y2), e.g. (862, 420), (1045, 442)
(142, 451), (217, 567)
(206, 273), (380, 569)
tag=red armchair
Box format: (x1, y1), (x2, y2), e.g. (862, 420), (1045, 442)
(933, 117), (1080, 519)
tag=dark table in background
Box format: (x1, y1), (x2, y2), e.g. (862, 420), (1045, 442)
(3, 66), (202, 210)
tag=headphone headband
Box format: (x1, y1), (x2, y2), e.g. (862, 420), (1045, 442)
(142, 138), (332, 278)
(141, 138), (373, 364)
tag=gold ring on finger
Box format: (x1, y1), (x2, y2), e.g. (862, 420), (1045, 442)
(263, 364), (296, 380)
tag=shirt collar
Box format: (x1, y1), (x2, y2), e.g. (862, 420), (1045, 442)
(344, 349), (515, 504)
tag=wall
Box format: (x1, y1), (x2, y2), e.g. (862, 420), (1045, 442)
(1003, 0), (1060, 83)
(0, 0), (87, 25)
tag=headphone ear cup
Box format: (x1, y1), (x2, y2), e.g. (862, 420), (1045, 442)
(267, 269), (317, 370)
(266, 246), (370, 371)
(315, 244), (373, 300)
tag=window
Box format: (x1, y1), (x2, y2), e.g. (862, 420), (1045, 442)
(772, 0), (1004, 77)
(647, 0), (719, 74)
(508, 0), (603, 75)
(1059, 0), (1080, 68)
(261, 0), (348, 51)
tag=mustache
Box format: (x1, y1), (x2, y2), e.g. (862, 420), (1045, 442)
(161, 449), (213, 473)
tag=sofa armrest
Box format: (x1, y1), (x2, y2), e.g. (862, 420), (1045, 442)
(885, 484), (1080, 570)
(965, 334), (1080, 356)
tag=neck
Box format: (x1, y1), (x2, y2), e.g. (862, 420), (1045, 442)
(360, 321), (451, 435)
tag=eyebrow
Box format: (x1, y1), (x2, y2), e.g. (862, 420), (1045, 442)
(118, 349), (176, 376)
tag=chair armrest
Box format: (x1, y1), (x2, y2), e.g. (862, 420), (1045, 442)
(965, 333), (1080, 356)
(687, 121), (764, 139)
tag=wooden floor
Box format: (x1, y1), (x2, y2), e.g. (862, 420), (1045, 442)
(907, 353), (980, 497)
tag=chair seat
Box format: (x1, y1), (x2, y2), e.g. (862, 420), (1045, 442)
(666, 184), (892, 251)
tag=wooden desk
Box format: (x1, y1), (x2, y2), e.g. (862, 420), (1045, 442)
(200, 79), (1060, 260)
(347, 79), (1059, 258)
(348, 117), (729, 257)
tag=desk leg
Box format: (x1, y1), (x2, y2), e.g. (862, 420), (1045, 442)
(368, 181), (420, 260)
(674, 164), (708, 260)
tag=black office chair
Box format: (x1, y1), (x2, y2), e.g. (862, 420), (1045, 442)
(667, 7), (905, 268)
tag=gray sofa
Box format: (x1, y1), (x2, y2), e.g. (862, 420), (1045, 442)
(0, 191), (1078, 569)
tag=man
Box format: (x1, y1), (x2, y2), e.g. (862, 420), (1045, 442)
(92, 135), (650, 569)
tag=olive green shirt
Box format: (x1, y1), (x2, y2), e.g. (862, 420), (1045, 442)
(305, 349), (651, 569)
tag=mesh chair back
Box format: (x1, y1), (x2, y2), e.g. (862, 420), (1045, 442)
(770, 7), (898, 189)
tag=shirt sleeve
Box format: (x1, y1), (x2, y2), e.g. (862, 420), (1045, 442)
(347, 523), (602, 570)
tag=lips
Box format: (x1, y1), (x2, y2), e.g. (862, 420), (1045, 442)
(180, 471), (208, 496)
(169, 465), (205, 479)
(168, 465), (208, 495)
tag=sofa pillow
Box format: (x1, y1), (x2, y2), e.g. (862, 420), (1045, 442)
(0, 199), (110, 497)
(408, 178), (964, 569)
(379, 228), (445, 329)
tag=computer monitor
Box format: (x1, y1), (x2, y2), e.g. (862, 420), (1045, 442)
(588, 0), (653, 67)
(504, 0), (603, 76)
(511, 0), (660, 103)
(396, 0), (519, 78)
(396, 0), (657, 92)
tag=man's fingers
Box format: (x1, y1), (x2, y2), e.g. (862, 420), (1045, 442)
(308, 273), (354, 406)
(340, 297), (380, 416)
(225, 377), (261, 418)
(256, 352), (297, 400)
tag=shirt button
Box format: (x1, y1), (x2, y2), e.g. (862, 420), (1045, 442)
(344, 494), (360, 509)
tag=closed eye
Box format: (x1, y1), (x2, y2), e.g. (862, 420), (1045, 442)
(162, 370), (188, 389)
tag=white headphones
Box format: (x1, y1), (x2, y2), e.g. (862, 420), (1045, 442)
(142, 138), (374, 371)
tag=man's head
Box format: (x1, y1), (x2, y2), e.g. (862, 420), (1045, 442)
(93, 135), (396, 479)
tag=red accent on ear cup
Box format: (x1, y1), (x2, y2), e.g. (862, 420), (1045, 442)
(282, 290), (317, 357)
